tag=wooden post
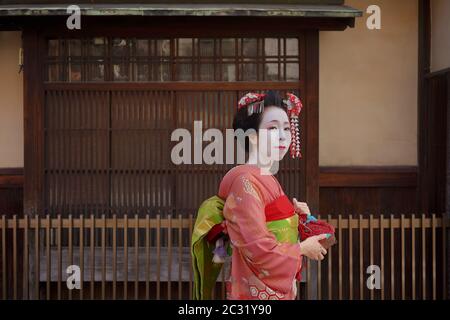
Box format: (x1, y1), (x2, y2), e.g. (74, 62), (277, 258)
(23, 27), (45, 300)
(304, 29), (320, 300)
(445, 71), (450, 300)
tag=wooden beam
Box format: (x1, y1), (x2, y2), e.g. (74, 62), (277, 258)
(320, 166), (418, 188)
(417, 0), (431, 214)
(305, 30), (319, 212)
(303, 29), (319, 300)
(0, 0), (346, 4)
(23, 28), (45, 217)
(1, 16), (355, 35)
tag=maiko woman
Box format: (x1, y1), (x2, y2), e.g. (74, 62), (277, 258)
(192, 91), (335, 300)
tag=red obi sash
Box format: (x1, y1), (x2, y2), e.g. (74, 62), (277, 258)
(206, 195), (295, 243)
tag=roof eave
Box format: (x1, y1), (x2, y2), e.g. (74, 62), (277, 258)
(0, 4), (363, 18)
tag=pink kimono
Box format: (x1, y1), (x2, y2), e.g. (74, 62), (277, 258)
(218, 164), (303, 300)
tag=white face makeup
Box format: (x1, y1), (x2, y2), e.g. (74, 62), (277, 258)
(257, 106), (292, 162)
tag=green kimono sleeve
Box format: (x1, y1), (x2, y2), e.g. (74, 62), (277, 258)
(191, 195), (229, 300)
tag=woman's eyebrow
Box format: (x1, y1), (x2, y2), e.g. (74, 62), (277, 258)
(264, 120), (290, 125)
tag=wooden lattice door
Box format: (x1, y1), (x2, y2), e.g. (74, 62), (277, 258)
(41, 36), (308, 219)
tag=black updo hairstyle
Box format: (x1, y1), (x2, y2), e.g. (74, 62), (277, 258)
(232, 90), (288, 153)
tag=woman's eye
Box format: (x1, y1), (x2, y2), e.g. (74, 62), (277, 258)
(284, 127), (290, 131)
(268, 126), (277, 130)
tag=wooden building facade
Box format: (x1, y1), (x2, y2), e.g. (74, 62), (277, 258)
(0, 0), (448, 300)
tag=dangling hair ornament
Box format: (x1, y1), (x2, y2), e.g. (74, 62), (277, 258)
(238, 92), (267, 116)
(284, 93), (303, 159)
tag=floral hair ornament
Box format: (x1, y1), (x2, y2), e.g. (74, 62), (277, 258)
(284, 93), (303, 159)
(237, 92), (267, 116)
(237, 91), (304, 159)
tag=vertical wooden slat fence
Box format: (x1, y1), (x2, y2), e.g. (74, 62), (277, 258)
(0, 213), (448, 300)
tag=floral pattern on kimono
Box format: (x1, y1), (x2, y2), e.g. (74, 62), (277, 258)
(220, 166), (302, 300)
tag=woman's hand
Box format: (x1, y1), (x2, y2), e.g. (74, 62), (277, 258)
(299, 234), (329, 261)
(293, 198), (311, 215)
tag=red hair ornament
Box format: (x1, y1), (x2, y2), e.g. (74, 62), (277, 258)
(237, 92), (304, 159)
(284, 93), (303, 159)
(238, 92), (267, 116)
